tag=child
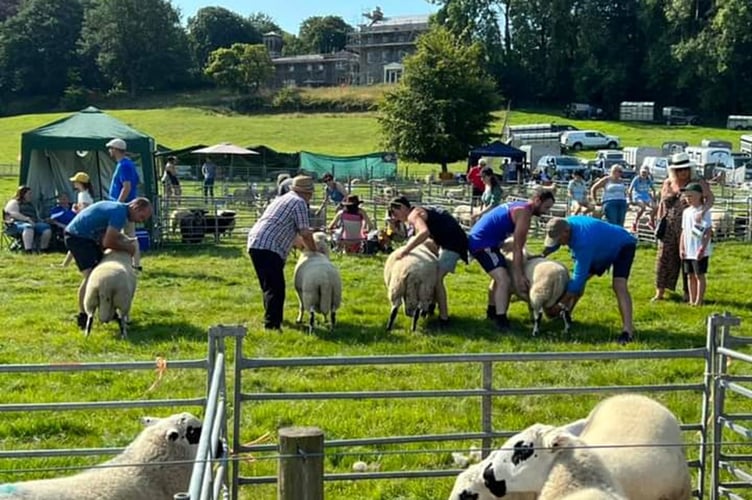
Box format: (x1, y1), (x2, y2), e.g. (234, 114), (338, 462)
(60, 172), (95, 267)
(628, 165), (656, 232)
(679, 182), (712, 306)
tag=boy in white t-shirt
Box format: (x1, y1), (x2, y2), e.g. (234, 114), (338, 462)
(679, 182), (712, 306)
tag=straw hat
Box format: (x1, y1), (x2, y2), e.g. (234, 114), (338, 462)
(69, 172), (90, 183)
(290, 175), (314, 194)
(668, 152), (694, 169)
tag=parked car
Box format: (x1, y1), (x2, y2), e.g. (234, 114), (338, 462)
(564, 102), (604, 120)
(537, 155), (593, 181)
(641, 156), (670, 182)
(663, 107), (699, 126)
(561, 130), (620, 151)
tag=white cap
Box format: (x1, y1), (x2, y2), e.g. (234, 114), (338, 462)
(106, 138), (127, 151)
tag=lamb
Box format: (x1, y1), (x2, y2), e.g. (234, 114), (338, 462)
(501, 238), (570, 336)
(0, 412), (202, 500)
(84, 249), (137, 339)
(383, 237), (439, 331)
(453, 204), (474, 227)
(293, 232), (342, 334)
(484, 394), (692, 500)
(537, 431), (627, 500)
(448, 453), (537, 500)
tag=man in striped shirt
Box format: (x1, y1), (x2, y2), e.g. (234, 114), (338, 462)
(247, 176), (318, 330)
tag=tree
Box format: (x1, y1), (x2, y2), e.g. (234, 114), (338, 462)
(0, 0), (22, 22)
(248, 11), (282, 35)
(281, 33), (306, 56)
(204, 43), (273, 94)
(298, 16), (352, 54)
(378, 27), (499, 172)
(79, 0), (192, 96)
(187, 7), (261, 67)
(0, 0), (84, 97)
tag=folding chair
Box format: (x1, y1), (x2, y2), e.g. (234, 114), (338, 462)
(2, 215), (24, 252)
(336, 215), (367, 254)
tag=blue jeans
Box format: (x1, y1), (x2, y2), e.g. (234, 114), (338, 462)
(603, 200), (627, 227)
(13, 221), (51, 235)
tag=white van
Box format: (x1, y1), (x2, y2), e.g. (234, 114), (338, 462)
(741, 134), (752, 154)
(727, 115), (752, 130)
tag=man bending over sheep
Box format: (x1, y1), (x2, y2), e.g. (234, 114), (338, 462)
(64, 198), (153, 330)
(542, 216), (637, 344)
(247, 175), (320, 331)
(468, 191), (555, 331)
(388, 196), (468, 327)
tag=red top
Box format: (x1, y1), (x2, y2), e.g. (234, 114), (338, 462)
(467, 165), (485, 190)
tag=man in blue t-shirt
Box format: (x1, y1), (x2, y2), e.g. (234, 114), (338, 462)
(542, 216), (638, 345)
(106, 138), (142, 269)
(64, 198), (152, 330)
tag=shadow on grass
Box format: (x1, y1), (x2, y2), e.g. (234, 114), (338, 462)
(299, 319), (405, 345)
(143, 268), (242, 285)
(123, 318), (207, 345)
(152, 244), (245, 259)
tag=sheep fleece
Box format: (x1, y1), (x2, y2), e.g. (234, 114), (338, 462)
(84, 249), (136, 323)
(383, 242), (438, 316)
(448, 456), (537, 500)
(0, 412), (201, 500)
(293, 248), (342, 317)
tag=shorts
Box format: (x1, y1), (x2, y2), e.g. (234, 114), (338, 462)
(632, 193), (652, 204)
(611, 242), (636, 279)
(438, 249), (462, 274)
(471, 247), (507, 273)
(683, 257), (709, 275)
(64, 234), (103, 272)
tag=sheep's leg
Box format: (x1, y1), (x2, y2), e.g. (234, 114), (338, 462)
(386, 305), (400, 331)
(308, 311), (315, 335)
(119, 315), (128, 340)
(296, 302), (304, 324)
(532, 310), (542, 337)
(411, 308), (421, 332)
(560, 306), (572, 334)
(330, 311), (336, 331)
(84, 315), (94, 338)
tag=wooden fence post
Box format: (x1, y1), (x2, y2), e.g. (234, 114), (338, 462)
(278, 426), (324, 500)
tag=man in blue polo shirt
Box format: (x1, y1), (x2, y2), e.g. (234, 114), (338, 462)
(65, 198), (152, 330)
(542, 216), (638, 345)
(107, 137), (142, 269)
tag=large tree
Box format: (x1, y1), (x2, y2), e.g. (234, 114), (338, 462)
(0, 0), (22, 22)
(378, 27), (499, 172)
(248, 11), (282, 35)
(187, 7), (261, 67)
(79, 0), (191, 96)
(0, 0), (84, 97)
(298, 15), (352, 54)
(204, 43), (273, 94)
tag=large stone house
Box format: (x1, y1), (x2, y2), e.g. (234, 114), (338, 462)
(346, 13), (430, 85)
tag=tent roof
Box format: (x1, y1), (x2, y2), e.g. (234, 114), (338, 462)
(469, 140), (525, 159)
(22, 106), (152, 150)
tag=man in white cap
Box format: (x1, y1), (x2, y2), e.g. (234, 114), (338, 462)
(247, 175), (319, 331)
(542, 215), (637, 345)
(106, 138), (142, 269)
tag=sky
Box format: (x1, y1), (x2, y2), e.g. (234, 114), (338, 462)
(172, 0), (439, 34)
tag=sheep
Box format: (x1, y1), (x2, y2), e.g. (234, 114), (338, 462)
(501, 238), (570, 336)
(84, 249), (137, 339)
(383, 237), (439, 331)
(484, 394), (692, 500)
(203, 210), (236, 238)
(448, 453), (537, 500)
(169, 209), (193, 234)
(293, 232), (342, 334)
(538, 431), (627, 500)
(0, 412), (202, 500)
(453, 204), (474, 227)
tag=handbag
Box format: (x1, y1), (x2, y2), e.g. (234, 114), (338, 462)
(654, 216), (668, 241)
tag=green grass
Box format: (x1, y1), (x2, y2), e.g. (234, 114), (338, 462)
(1, 107), (752, 498)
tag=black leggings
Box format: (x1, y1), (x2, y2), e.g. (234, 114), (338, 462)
(249, 248), (285, 329)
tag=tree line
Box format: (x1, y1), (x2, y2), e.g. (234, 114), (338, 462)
(1, 0), (750, 117)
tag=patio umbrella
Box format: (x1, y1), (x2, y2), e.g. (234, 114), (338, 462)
(192, 143), (260, 189)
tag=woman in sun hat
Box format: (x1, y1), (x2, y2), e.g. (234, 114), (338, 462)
(652, 152), (714, 302)
(328, 194), (373, 252)
(247, 175), (320, 331)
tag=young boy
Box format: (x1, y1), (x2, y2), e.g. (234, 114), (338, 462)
(679, 182), (712, 306)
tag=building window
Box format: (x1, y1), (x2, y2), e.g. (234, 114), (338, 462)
(336, 61), (345, 70)
(307, 64), (313, 71)
(366, 52), (375, 63)
(289, 65), (295, 72)
(318, 64), (324, 71)
(382, 50), (389, 62)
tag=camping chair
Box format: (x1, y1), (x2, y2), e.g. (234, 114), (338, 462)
(335, 213), (367, 254)
(2, 212), (24, 252)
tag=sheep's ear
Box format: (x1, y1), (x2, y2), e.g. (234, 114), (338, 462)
(544, 431), (574, 452)
(141, 416), (163, 427)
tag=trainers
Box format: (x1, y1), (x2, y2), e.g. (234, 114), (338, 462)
(495, 315), (511, 332)
(76, 312), (88, 330)
(616, 331), (633, 345)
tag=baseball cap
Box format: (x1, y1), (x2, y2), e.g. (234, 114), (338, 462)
(680, 182), (703, 194)
(543, 217), (569, 249)
(69, 171), (90, 183)
(106, 138), (127, 151)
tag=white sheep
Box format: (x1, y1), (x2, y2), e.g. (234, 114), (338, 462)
(293, 232), (342, 334)
(449, 453), (537, 500)
(538, 431), (627, 500)
(501, 238), (570, 336)
(0, 412), (202, 500)
(452, 204), (474, 227)
(383, 238), (439, 331)
(84, 249), (137, 339)
(484, 394), (692, 500)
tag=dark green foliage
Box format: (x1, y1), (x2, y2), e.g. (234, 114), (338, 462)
(378, 27), (499, 171)
(187, 7), (262, 68)
(298, 16), (353, 54)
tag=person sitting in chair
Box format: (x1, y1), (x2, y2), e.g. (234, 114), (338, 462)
(4, 185), (52, 253)
(328, 194), (373, 253)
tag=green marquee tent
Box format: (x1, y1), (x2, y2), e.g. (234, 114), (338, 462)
(19, 106), (157, 209)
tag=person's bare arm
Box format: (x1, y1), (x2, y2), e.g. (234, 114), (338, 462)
(361, 210), (373, 231)
(117, 181), (132, 202)
(298, 228), (317, 252)
(589, 176), (607, 199)
(511, 208), (532, 294)
(5, 201), (33, 223)
(328, 211), (342, 231)
(396, 208), (430, 258)
(102, 226), (136, 255)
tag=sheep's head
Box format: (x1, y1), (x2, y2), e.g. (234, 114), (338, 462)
(449, 454), (505, 500)
(312, 232), (330, 256)
(483, 424), (558, 496)
(139, 412), (202, 460)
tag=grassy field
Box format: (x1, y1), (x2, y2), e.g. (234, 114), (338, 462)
(1, 106), (752, 498)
